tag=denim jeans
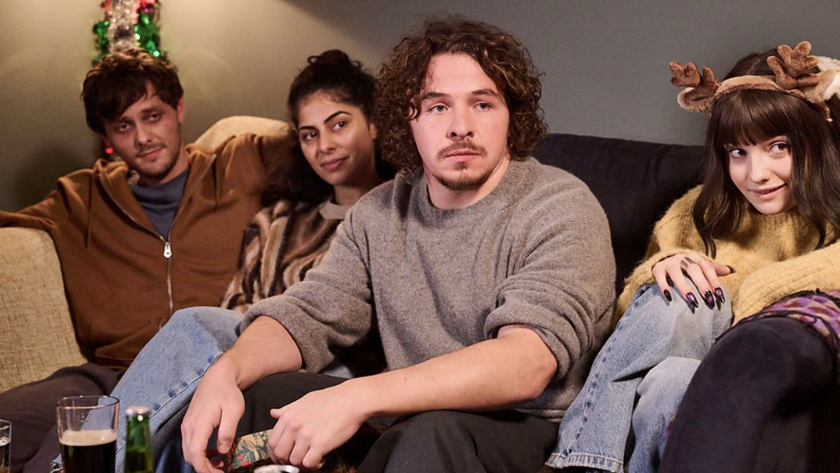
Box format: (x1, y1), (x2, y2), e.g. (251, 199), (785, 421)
(78, 306), (359, 473)
(546, 284), (732, 473)
(114, 307), (244, 473)
(47, 307), (244, 473)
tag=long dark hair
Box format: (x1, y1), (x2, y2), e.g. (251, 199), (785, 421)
(260, 50), (393, 207)
(693, 49), (840, 256)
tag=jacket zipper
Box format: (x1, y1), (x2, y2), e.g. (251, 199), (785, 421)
(162, 197), (190, 323)
(100, 153), (214, 327)
(155, 155), (213, 323)
(162, 238), (174, 327)
(100, 183), (177, 324)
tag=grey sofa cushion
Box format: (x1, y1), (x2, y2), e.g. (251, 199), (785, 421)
(533, 133), (704, 291)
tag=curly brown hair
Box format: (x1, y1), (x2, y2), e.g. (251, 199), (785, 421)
(82, 49), (183, 134)
(375, 17), (546, 173)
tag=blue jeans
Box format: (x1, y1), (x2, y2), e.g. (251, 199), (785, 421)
(91, 306), (359, 473)
(113, 307), (243, 473)
(48, 307), (243, 473)
(546, 284), (732, 473)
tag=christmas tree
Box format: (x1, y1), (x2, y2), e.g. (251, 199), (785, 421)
(93, 0), (167, 63)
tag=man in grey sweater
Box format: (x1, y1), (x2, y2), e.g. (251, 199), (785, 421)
(182, 17), (615, 473)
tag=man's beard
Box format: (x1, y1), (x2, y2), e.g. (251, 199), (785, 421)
(432, 141), (493, 191)
(434, 162), (495, 191)
(134, 129), (183, 185)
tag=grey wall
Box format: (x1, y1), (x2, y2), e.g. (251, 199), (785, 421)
(3, 0), (840, 211)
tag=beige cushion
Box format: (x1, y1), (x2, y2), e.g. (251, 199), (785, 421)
(0, 227), (86, 392)
(194, 115), (290, 149)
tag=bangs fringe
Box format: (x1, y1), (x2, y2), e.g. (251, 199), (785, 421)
(712, 90), (803, 148)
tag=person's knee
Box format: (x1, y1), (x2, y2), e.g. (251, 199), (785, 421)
(238, 373), (344, 437)
(242, 373), (312, 406)
(163, 307), (242, 350)
(618, 283), (731, 353)
(702, 318), (833, 401)
(240, 373), (345, 413)
(392, 411), (472, 447)
(169, 307), (239, 331)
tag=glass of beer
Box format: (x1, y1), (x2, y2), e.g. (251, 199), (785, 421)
(0, 419), (11, 473)
(56, 396), (119, 473)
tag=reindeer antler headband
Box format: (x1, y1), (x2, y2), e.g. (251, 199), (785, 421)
(670, 42), (840, 121)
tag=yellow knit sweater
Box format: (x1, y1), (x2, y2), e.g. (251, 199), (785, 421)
(616, 186), (840, 323)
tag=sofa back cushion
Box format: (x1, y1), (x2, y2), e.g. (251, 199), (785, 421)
(0, 227), (87, 392)
(533, 133), (704, 291)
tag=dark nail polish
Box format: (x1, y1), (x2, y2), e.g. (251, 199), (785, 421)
(664, 289), (672, 302)
(727, 265), (737, 274)
(666, 275), (674, 286)
(715, 287), (725, 303)
(686, 292), (699, 308)
(704, 291), (715, 309)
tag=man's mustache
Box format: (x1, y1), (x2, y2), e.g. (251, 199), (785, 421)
(437, 141), (486, 160)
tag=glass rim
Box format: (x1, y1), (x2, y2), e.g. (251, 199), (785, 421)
(0, 418), (10, 428)
(55, 395), (119, 410)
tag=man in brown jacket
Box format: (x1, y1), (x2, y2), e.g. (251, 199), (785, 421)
(0, 49), (289, 472)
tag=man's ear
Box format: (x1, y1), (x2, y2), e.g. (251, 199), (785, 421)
(177, 99), (186, 123)
(369, 122), (378, 140)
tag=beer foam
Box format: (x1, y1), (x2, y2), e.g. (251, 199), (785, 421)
(60, 429), (117, 446)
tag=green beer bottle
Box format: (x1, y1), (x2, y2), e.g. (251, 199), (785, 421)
(124, 406), (153, 473)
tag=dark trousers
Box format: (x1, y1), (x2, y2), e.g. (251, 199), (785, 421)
(0, 363), (121, 473)
(660, 318), (840, 473)
(238, 372), (558, 473)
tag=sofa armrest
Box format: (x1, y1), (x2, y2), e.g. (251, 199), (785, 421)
(0, 227), (87, 393)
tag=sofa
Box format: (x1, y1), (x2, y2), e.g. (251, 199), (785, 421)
(0, 118), (704, 394)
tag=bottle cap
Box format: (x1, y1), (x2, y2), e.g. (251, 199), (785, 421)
(254, 465), (300, 473)
(125, 406), (151, 417)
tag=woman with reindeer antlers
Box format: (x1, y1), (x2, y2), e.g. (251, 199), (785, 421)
(547, 41), (840, 473)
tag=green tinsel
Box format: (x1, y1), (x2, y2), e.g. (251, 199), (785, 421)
(93, 1), (167, 64)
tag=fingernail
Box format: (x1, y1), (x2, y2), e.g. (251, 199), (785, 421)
(715, 287), (725, 303)
(727, 265), (737, 274)
(664, 289), (672, 301)
(686, 292), (699, 308)
(704, 291), (715, 308)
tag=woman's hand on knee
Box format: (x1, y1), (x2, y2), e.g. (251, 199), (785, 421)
(652, 252), (733, 309)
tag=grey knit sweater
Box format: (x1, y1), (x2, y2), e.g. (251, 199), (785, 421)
(244, 158), (615, 421)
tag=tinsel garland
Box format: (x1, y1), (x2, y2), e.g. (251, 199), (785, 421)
(92, 0), (167, 63)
